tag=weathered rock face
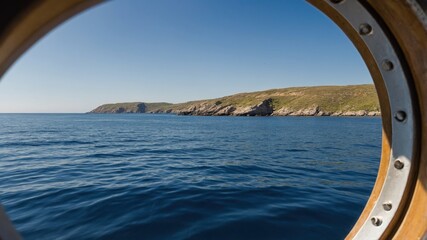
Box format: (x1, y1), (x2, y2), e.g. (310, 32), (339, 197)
(272, 106), (321, 116)
(367, 111), (381, 116)
(171, 99), (273, 116)
(173, 104), (215, 115)
(232, 99), (274, 116)
(215, 105), (236, 116)
(341, 110), (367, 116)
(289, 106), (319, 116)
(193, 104), (229, 116)
(270, 106), (380, 117)
(316, 111), (331, 116)
(330, 110), (381, 116)
(271, 107), (293, 116)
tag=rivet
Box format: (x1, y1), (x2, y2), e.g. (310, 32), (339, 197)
(382, 60), (394, 71)
(394, 159), (404, 170)
(371, 216), (383, 226)
(394, 111), (407, 122)
(359, 23), (373, 36)
(382, 202), (392, 211)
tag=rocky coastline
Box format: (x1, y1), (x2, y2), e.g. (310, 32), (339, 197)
(90, 99), (380, 117)
(89, 84), (381, 117)
(147, 100), (380, 117)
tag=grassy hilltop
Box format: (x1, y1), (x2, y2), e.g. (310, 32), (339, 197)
(89, 84), (380, 116)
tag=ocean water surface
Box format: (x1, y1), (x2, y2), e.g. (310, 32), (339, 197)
(0, 114), (381, 239)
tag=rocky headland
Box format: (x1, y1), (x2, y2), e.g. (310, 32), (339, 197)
(89, 84), (381, 117)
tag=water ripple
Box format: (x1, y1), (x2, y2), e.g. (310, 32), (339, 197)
(0, 114), (381, 240)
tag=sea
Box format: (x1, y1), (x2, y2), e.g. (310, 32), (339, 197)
(0, 114), (381, 240)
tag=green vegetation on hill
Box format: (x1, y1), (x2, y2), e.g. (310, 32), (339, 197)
(90, 102), (174, 113)
(90, 102), (145, 113)
(89, 84), (380, 116)
(145, 102), (174, 112)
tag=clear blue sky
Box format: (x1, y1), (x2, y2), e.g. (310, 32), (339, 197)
(0, 0), (371, 113)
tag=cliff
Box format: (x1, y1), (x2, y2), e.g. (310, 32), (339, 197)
(88, 84), (381, 116)
(89, 102), (173, 114)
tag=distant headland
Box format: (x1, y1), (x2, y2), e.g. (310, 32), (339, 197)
(88, 84), (380, 117)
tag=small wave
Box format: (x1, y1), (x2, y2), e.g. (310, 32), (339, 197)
(0, 140), (93, 148)
(0, 114), (381, 240)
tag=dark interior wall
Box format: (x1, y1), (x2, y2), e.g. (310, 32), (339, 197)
(0, 0), (39, 36)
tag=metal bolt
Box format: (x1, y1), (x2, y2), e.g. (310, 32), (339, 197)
(394, 111), (407, 122)
(359, 23), (373, 36)
(394, 159), (404, 170)
(382, 202), (393, 211)
(382, 60), (394, 71)
(329, 0), (344, 3)
(371, 216), (383, 226)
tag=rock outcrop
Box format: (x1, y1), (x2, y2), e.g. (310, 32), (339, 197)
(232, 99), (273, 116)
(329, 110), (381, 116)
(172, 99), (273, 116)
(289, 106), (320, 116)
(271, 107), (294, 116)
